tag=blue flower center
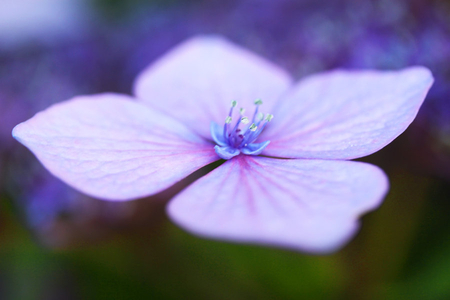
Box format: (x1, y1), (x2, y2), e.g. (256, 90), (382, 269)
(210, 99), (273, 160)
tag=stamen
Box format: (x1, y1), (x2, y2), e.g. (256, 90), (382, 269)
(256, 112), (264, 121)
(224, 101), (238, 140)
(230, 116), (246, 139)
(251, 100), (263, 123)
(247, 113), (274, 145)
(215, 98), (272, 159)
(228, 101), (237, 118)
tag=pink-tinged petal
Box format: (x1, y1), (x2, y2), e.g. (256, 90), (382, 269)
(133, 36), (293, 140)
(168, 156), (388, 253)
(262, 67), (433, 159)
(12, 93), (218, 201)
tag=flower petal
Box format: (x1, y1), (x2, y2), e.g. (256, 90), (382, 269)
(214, 145), (240, 160)
(210, 121), (227, 146)
(262, 67), (433, 159)
(133, 36), (293, 140)
(13, 93), (218, 201)
(241, 141), (270, 156)
(167, 156), (388, 253)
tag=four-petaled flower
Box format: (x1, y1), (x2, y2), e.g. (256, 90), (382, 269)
(13, 36), (433, 252)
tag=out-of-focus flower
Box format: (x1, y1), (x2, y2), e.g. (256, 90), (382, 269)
(0, 38), (100, 200)
(0, 92), (27, 153)
(0, 28), (147, 244)
(0, 41), (104, 149)
(13, 37), (432, 252)
(121, 0), (450, 179)
(0, 0), (91, 49)
(15, 168), (168, 249)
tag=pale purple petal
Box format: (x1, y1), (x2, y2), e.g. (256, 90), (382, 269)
(214, 145), (240, 160)
(167, 156), (388, 253)
(262, 67), (433, 159)
(241, 141), (270, 156)
(133, 36), (293, 139)
(13, 93), (218, 201)
(210, 121), (227, 146)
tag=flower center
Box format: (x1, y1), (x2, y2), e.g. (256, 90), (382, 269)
(210, 99), (273, 160)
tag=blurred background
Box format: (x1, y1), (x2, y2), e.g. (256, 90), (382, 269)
(0, 0), (449, 299)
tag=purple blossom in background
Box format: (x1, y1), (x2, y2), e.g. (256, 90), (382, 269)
(0, 28), (138, 238)
(25, 173), (79, 229)
(120, 0), (450, 178)
(17, 169), (165, 248)
(0, 0), (91, 49)
(0, 45), (84, 220)
(13, 37), (432, 252)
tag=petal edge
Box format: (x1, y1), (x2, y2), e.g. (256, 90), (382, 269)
(13, 93), (218, 201)
(168, 156), (388, 253)
(262, 66), (433, 159)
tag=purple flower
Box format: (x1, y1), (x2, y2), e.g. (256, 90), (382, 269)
(12, 36), (433, 252)
(0, 0), (92, 49)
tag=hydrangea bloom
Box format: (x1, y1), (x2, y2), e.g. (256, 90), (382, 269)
(13, 37), (433, 252)
(0, 0), (91, 49)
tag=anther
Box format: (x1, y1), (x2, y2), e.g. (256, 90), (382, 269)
(231, 100), (237, 107)
(225, 116), (232, 124)
(239, 108), (246, 115)
(241, 117), (249, 124)
(249, 124), (258, 131)
(254, 99), (263, 105)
